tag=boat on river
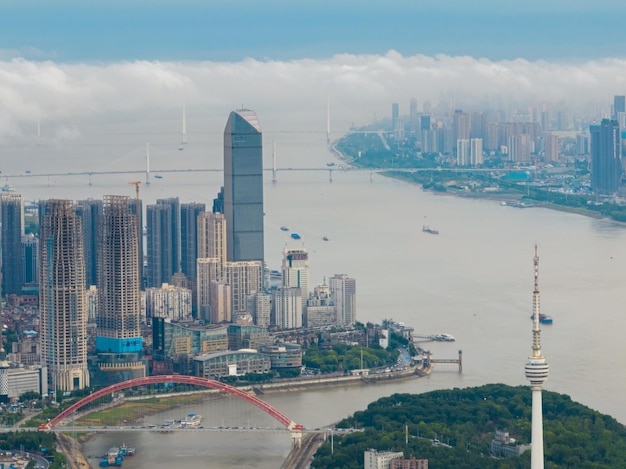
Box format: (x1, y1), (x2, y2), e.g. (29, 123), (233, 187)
(422, 225), (439, 235)
(280, 226), (289, 231)
(531, 313), (553, 324)
(291, 233), (301, 240)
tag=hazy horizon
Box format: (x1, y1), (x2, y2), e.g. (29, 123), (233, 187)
(1, 1), (625, 140)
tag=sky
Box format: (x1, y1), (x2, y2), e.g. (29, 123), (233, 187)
(1, 0), (626, 138)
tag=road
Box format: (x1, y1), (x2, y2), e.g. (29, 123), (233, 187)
(281, 432), (326, 469)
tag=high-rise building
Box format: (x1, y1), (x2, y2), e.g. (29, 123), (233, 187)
(0, 193), (24, 297)
(94, 195), (145, 385)
(281, 247), (309, 305)
(524, 246), (549, 469)
(245, 291), (271, 327)
(470, 138), (483, 166)
(613, 95), (625, 120)
(224, 261), (263, 313)
(329, 274), (356, 326)
(453, 110), (471, 153)
(197, 211), (227, 262)
(272, 287), (302, 329)
(590, 118), (622, 194)
(39, 199), (90, 392)
(96, 196), (142, 353)
(21, 234), (38, 287)
(75, 198), (102, 288)
(146, 199), (178, 287)
(180, 202), (205, 282)
(196, 257), (224, 322)
(543, 133), (558, 163)
(391, 103), (400, 130)
(304, 282), (336, 328)
(456, 139), (470, 166)
(145, 283), (192, 321)
(223, 109), (264, 264)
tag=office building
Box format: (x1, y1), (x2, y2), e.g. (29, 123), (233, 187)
(329, 274), (356, 326)
(223, 109), (264, 264)
(21, 234), (38, 288)
(590, 118), (622, 194)
(39, 199), (90, 392)
(1, 193), (24, 297)
(281, 247), (309, 305)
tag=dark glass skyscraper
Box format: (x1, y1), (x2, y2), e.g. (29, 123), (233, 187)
(223, 109), (264, 264)
(590, 118), (622, 194)
(180, 202), (205, 281)
(0, 193), (24, 296)
(146, 197), (179, 288)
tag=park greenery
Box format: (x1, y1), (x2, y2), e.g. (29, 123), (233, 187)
(311, 384), (626, 469)
(336, 131), (626, 222)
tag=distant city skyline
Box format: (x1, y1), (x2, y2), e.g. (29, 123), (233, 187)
(2, 2), (626, 140)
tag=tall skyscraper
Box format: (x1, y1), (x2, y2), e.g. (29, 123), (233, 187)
(590, 118), (622, 194)
(39, 199), (90, 392)
(223, 109), (264, 264)
(146, 199), (179, 287)
(281, 247), (309, 305)
(391, 102), (400, 130)
(94, 196), (145, 385)
(524, 246), (549, 469)
(453, 110), (471, 153)
(75, 198), (102, 288)
(180, 202), (205, 282)
(613, 95), (625, 120)
(329, 274), (356, 326)
(0, 193), (24, 296)
(21, 234), (39, 287)
(96, 196), (141, 353)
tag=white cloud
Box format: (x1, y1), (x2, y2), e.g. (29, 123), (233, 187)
(0, 52), (623, 139)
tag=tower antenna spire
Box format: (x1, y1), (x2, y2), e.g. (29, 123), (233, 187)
(525, 244), (549, 469)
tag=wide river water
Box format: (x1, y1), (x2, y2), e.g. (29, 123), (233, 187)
(3, 119), (625, 467)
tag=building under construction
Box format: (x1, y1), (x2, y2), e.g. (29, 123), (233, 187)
(93, 195), (145, 385)
(39, 199), (90, 392)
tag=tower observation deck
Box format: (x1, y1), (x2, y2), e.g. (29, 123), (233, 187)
(524, 245), (549, 469)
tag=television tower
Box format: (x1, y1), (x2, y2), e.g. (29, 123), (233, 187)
(524, 245), (549, 469)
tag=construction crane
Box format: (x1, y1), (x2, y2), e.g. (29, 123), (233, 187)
(128, 181), (141, 215)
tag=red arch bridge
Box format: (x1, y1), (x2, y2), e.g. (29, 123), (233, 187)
(37, 375), (306, 445)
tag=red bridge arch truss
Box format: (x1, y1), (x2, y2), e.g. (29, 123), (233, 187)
(41, 375), (303, 431)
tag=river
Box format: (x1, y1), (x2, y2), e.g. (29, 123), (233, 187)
(3, 119), (626, 467)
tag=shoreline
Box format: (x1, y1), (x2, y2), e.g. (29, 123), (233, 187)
(332, 140), (626, 225)
(74, 365), (432, 463)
